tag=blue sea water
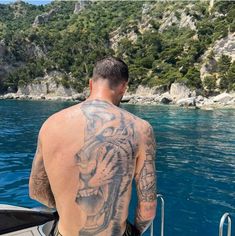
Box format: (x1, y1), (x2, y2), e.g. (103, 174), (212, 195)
(0, 100), (234, 236)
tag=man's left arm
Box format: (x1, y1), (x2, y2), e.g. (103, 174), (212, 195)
(29, 134), (55, 208)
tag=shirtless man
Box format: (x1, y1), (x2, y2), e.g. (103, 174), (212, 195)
(29, 57), (157, 236)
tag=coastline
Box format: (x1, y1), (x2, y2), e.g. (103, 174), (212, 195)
(1, 91), (235, 110)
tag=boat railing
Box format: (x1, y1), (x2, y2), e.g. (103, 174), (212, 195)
(219, 213), (232, 236)
(149, 194), (165, 236)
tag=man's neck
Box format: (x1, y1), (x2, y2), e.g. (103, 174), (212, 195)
(87, 93), (118, 106)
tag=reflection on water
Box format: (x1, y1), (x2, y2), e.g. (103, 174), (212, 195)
(125, 105), (235, 236)
(0, 100), (234, 236)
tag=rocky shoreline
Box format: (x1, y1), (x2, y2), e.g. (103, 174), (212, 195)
(1, 92), (235, 110)
(1, 83), (235, 109)
(0, 93), (86, 102)
(122, 93), (235, 110)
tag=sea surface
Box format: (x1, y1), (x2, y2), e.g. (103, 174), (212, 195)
(0, 100), (234, 236)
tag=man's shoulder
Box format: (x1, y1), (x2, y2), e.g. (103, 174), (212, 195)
(40, 103), (82, 135)
(137, 118), (153, 134)
(118, 107), (152, 130)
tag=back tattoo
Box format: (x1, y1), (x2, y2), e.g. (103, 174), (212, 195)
(75, 100), (139, 236)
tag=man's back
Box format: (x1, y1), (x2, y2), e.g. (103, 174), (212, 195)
(29, 57), (157, 236)
(41, 99), (143, 236)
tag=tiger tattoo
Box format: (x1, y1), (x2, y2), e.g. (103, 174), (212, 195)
(75, 100), (139, 236)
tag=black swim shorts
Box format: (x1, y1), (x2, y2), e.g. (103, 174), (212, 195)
(51, 220), (140, 236)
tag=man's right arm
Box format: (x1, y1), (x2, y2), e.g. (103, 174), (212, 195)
(134, 122), (157, 234)
(29, 127), (55, 208)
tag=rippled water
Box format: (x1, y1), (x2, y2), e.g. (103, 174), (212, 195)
(0, 100), (234, 236)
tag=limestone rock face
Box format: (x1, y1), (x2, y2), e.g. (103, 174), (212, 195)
(46, 79), (58, 93)
(212, 93), (233, 103)
(196, 95), (205, 102)
(159, 10), (196, 33)
(170, 83), (192, 100)
(135, 85), (153, 96)
(25, 43), (45, 58)
(72, 93), (86, 101)
(74, 2), (80, 13)
(121, 95), (133, 103)
(17, 85), (30, 95)
(152, 85), (168, 95)
(109, 28), (137, 52)
(109, 3), (152, 51)
(200, 32), (235, 81)
(213, 33), (235, 62)
(10, 1), (27, 18)
(128, 95), (158, 105)
(17, 71), (77, 97)
(135, 85), (167, 96)
(17, 78), (47, 96)
(17, 80), (77, 97)
(2, 93), (16, 99)
(200, 58), (217, 79)
(176, 97), (196, 107)
(33, 9), (57, 26)
(179, 12), (196, 31)
(138, 3), (153, 33)
(160, 92), (172, 104)
(55, 84), (74, 97)
(159, 11), (177, 33)
(74, 1), (88, 14)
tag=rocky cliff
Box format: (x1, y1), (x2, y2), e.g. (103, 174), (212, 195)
(33, 8), (58, 26)
(0, 1), (234, 99)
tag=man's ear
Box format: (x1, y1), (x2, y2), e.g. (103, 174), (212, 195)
(89, 79), (93, 93)
(120, 82), (128, 94)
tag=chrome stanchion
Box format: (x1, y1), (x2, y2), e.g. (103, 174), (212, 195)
(157, 194), (165, 236)
(219, 213), (232, 236)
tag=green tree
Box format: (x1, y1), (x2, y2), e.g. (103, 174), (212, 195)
(183, 67), (202, 88)
(226, 62), (235, 91)
(203, 75), (216, 91)
(217, 55), (232, 74)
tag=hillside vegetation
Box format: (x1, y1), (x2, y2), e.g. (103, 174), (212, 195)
(0, 1), (234, 94)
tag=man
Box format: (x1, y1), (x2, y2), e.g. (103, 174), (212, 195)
(29, 57), (157, 236)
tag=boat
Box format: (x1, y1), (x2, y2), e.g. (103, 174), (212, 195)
(0, 204), (57, 235)
(0, 195), (163, 236)
(0, 204), (154, 236)
(0, 195), (232, 236)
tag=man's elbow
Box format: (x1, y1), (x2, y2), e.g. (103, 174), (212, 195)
(29, 189), (35, 200)
(142, 210), (156, 221)
(29, 183), (44, 203)
(29, 180), (42, 203)
(29, 184), (56, 208)
(29, 179), (35, 199)
(29, 186), (38, 202)
(139, 200), (157, 221)
(147, 211), (156, 222)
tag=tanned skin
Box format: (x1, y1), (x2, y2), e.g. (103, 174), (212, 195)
(29, 79), (157, 236)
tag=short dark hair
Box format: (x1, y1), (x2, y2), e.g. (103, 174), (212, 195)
(92, 56), (129, 88)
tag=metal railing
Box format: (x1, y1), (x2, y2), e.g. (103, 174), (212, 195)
(150, 194), (165, 236)
(148, 198), (233, 236)
(219, 213), (232, 236)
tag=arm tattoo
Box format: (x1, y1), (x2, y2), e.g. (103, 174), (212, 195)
(74, 100), (139, 236)
(135, 209), (153, 234)
(135, 125), (157, 233)
(30, 143), (55, 208)
(136, 125), (157, 202)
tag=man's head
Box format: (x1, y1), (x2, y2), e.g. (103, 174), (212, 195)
(89, 57), (129, 105)
(92, 56), (129, 88)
